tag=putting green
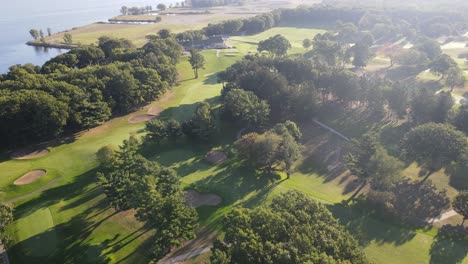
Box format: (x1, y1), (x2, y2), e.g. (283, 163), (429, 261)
(15, 207), (58, 257)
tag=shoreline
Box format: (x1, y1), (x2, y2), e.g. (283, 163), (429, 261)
(26, 41), (77, 50)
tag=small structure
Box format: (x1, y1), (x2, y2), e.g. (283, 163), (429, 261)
(182, 35), (228, 50)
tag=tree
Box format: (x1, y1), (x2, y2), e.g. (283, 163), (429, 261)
(29, 29), (39, 40)
(345, 131), (403, 198)
(451, 106), (468, 134)
(183, 102), (216, 141)
(120, 6), (128, 15)
(63, 33), (73, 44)
(452, 192), (468, 224)
(157, 3), (167, 10)
(98, 136), (197, 261)
(430, 54), (457, 78)
(235, 122), (302, 176)
(401, 123), (467, 174)
(96, 145), (117, 169)
(47, 27), (52, 36)
(257, 34), (291, 57)
(188, 49), (205, 79)
(212, 191), (368, 264)
(223, 88), (270, 128)
(0, 203), (13, 247)
(410, 89), (453, 124)
(158, 29), (171, 39)
(39, 30), (45, 42)
(302, 38), (312, 49)
(350, 41), (372, 68)
(446, 67), (465, 92)
(415, 38), (442, 61)
(381, 44), (403, 67)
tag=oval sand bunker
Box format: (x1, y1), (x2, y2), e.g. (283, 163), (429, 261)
(185, 190), (222, 208)
(128, 114), (157, 123)
(14, 170), (47, 185)
(12, 149), (50, 160)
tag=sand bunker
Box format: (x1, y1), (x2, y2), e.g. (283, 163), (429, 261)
(148, 106), (164, 116)
(205, 150), (227, 164)
(14, 170), (47, 185)
(185, 190), (222, 208)
(12, 149), (50, 160)
(128, 114), (157, 123)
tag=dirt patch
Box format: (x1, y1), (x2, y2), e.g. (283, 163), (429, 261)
(147, 106), (164, 116)
(128, 114), (157, 123)
(14, 170), (47, 185)
(158, 90), (176, 103)
(11, 149), (50, 160)
(205, 150), (227, 164)
(185, 190), (222, 207)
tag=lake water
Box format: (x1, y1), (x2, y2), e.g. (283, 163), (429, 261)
(0, 0), (174, 73)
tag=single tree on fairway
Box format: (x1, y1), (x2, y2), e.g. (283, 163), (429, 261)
(189, 49), (205, 79)
(63, 33), (73, 44)
(452, 191), (468, 224)
(303, 38), (312, 49)
(257, 34), (291, 57)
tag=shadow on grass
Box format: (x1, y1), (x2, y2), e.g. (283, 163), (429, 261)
(10, 168), (152, 264)
(429, 225), (468, 264)
(328, 202), (418, 247)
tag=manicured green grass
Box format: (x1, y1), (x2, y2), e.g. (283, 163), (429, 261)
(2, 28), (467, 264)
(229, 27), (326, 54)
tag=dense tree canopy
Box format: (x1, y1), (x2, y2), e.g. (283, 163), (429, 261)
(0, 35), (182, 148)
(211, 191), (368, 264)
(401, 123), (467, 170)
(97, 136), (197, 260)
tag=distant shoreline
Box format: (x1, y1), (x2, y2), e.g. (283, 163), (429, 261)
(26, 41), (77, 50)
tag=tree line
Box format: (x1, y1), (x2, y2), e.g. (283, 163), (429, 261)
(0, 33), (182, 148)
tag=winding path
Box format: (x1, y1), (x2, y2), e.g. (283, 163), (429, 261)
(427, 210), (459, 223)
(159, 246), (212, 264)
(312, 118), (351, 142)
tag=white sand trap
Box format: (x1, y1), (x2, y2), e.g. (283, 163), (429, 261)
(148, 106), (164, 116)
(128, 114), (157, 123)
(205, 150), (227, 164)
(185, 190), (222, 207)
(14, 170), (47, 185)
(12, 149), (50, 160)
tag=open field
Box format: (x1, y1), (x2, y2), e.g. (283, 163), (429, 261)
(2, 26), (468, 264)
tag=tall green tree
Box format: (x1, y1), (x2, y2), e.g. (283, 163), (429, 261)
(223, 88), (270, 128)
(257, 34), (291, 57)
(345, 131), (403, 198)
(401, 123), (467, 174)
(212, 191), (368, 264)
(452, 192), (468, 224)
(188, 49), (205, 79)
(446, 67), (465, 92)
